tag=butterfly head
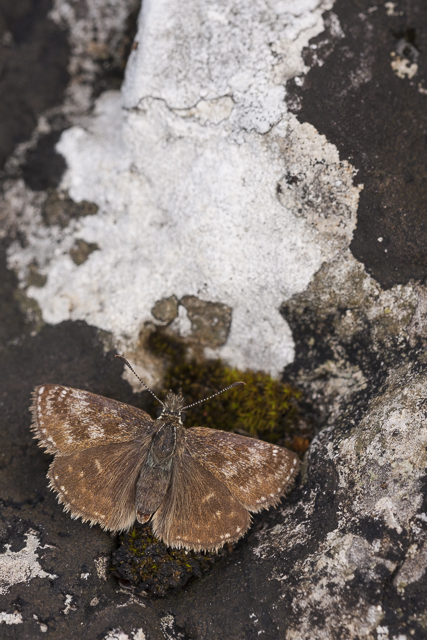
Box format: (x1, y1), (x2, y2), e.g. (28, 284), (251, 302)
(115, 355), (244, 426)
(156, 391), (186, 425)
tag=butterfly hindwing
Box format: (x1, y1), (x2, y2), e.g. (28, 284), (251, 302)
(31, 384), (155, 454)
(151, 450), (251, 551)
(48, 439), (150, 531)
(184, 427), (300, 512)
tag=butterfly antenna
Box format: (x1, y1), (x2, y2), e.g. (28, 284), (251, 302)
(182, 381), (245, 411)
(115, 355), (164, 407)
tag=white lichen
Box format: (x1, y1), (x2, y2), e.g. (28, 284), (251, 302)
(7, 0), (360, 385)
(0, 531), (57, 595)
(0, 611), (23, 625)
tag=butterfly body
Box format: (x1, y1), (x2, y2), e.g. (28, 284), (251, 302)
(31, 384), (300, 551)
(147, 420), (178, 469)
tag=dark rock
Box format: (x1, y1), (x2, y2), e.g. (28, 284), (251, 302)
(287, 0), (427, 289)
(0, 0), (70, 171)
(91, 1), (141, 97)
(25, 263), (47, 289)
(0, 248), (26, 345)
(70, 239), (100, 266)
(280, 255), (417, 425)
(42, 189), (99, 228)
(21, 131), (67, 191)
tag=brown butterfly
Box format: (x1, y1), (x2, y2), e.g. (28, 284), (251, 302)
(30, 357), (300, 552)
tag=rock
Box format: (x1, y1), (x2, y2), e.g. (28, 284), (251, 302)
(26, 263), (47, 289)
(251, 361), (427, 639)
(42, 189), (99, 228)
(180, 295), (232, 348)
(70, 238), (100, 266)
(5, 0), (360, 381)
(151, 296), (178, 324)
(1, 0), (427, 638)
(0, 4), (69, 171)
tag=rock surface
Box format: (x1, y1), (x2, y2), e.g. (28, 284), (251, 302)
(5, 0), (361, 382)
(1, 0), (427, 639)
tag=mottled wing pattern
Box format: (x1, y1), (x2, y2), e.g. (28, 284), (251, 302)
(184, 427), (300, 512)
(31, 384), (155, 454)
(151, 451), (250, 552)
(48, 439), (150, 531)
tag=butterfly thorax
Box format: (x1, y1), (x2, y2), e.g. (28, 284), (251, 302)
(148, 392), (185, 469)
(147, 425), (179, 469)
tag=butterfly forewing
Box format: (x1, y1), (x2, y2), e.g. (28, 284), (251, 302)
(31, 384), (155, 454)
(48, 439), (149, 531)
(151, 451), (251, 552)
(184, 427), (300, 512)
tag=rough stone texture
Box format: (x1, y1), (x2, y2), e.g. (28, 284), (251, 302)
(287, 0), (427, 289)
(1, 0), (427, 639)
(179, 296), (232, 348)
(70, 238), (100, 265)
(252, 361), (427, 639)
(0, 531), (57, 596)
(0, 0), (70, 171)
(151, 297), (179, 325)
(281, 252), (420, 425)
(5, 0), (361, 383)
(42, 189), (99, 228)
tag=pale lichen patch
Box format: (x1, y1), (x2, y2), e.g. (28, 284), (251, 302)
(0, 611), (23, 625)
(0, 531), (57, 595)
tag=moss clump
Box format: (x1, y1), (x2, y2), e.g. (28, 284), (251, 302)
(147, 328), (312, 450)
(111, 523), (227, 597)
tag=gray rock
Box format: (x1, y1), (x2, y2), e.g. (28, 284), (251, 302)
(180, 295), (232, 348)
(151, 296), (179, 324)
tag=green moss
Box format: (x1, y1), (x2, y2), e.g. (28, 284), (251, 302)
(147, 328), (311, 450)
(111, 523), (226, 597)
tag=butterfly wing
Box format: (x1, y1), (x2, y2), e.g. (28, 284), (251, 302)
(151, 450), (250, 552)
(184, 427), (300, 512)
(48, 439), (150, 531)
(31, 384), (155, 454)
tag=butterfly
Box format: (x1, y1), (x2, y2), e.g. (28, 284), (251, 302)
(30, 357), (300, 552)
